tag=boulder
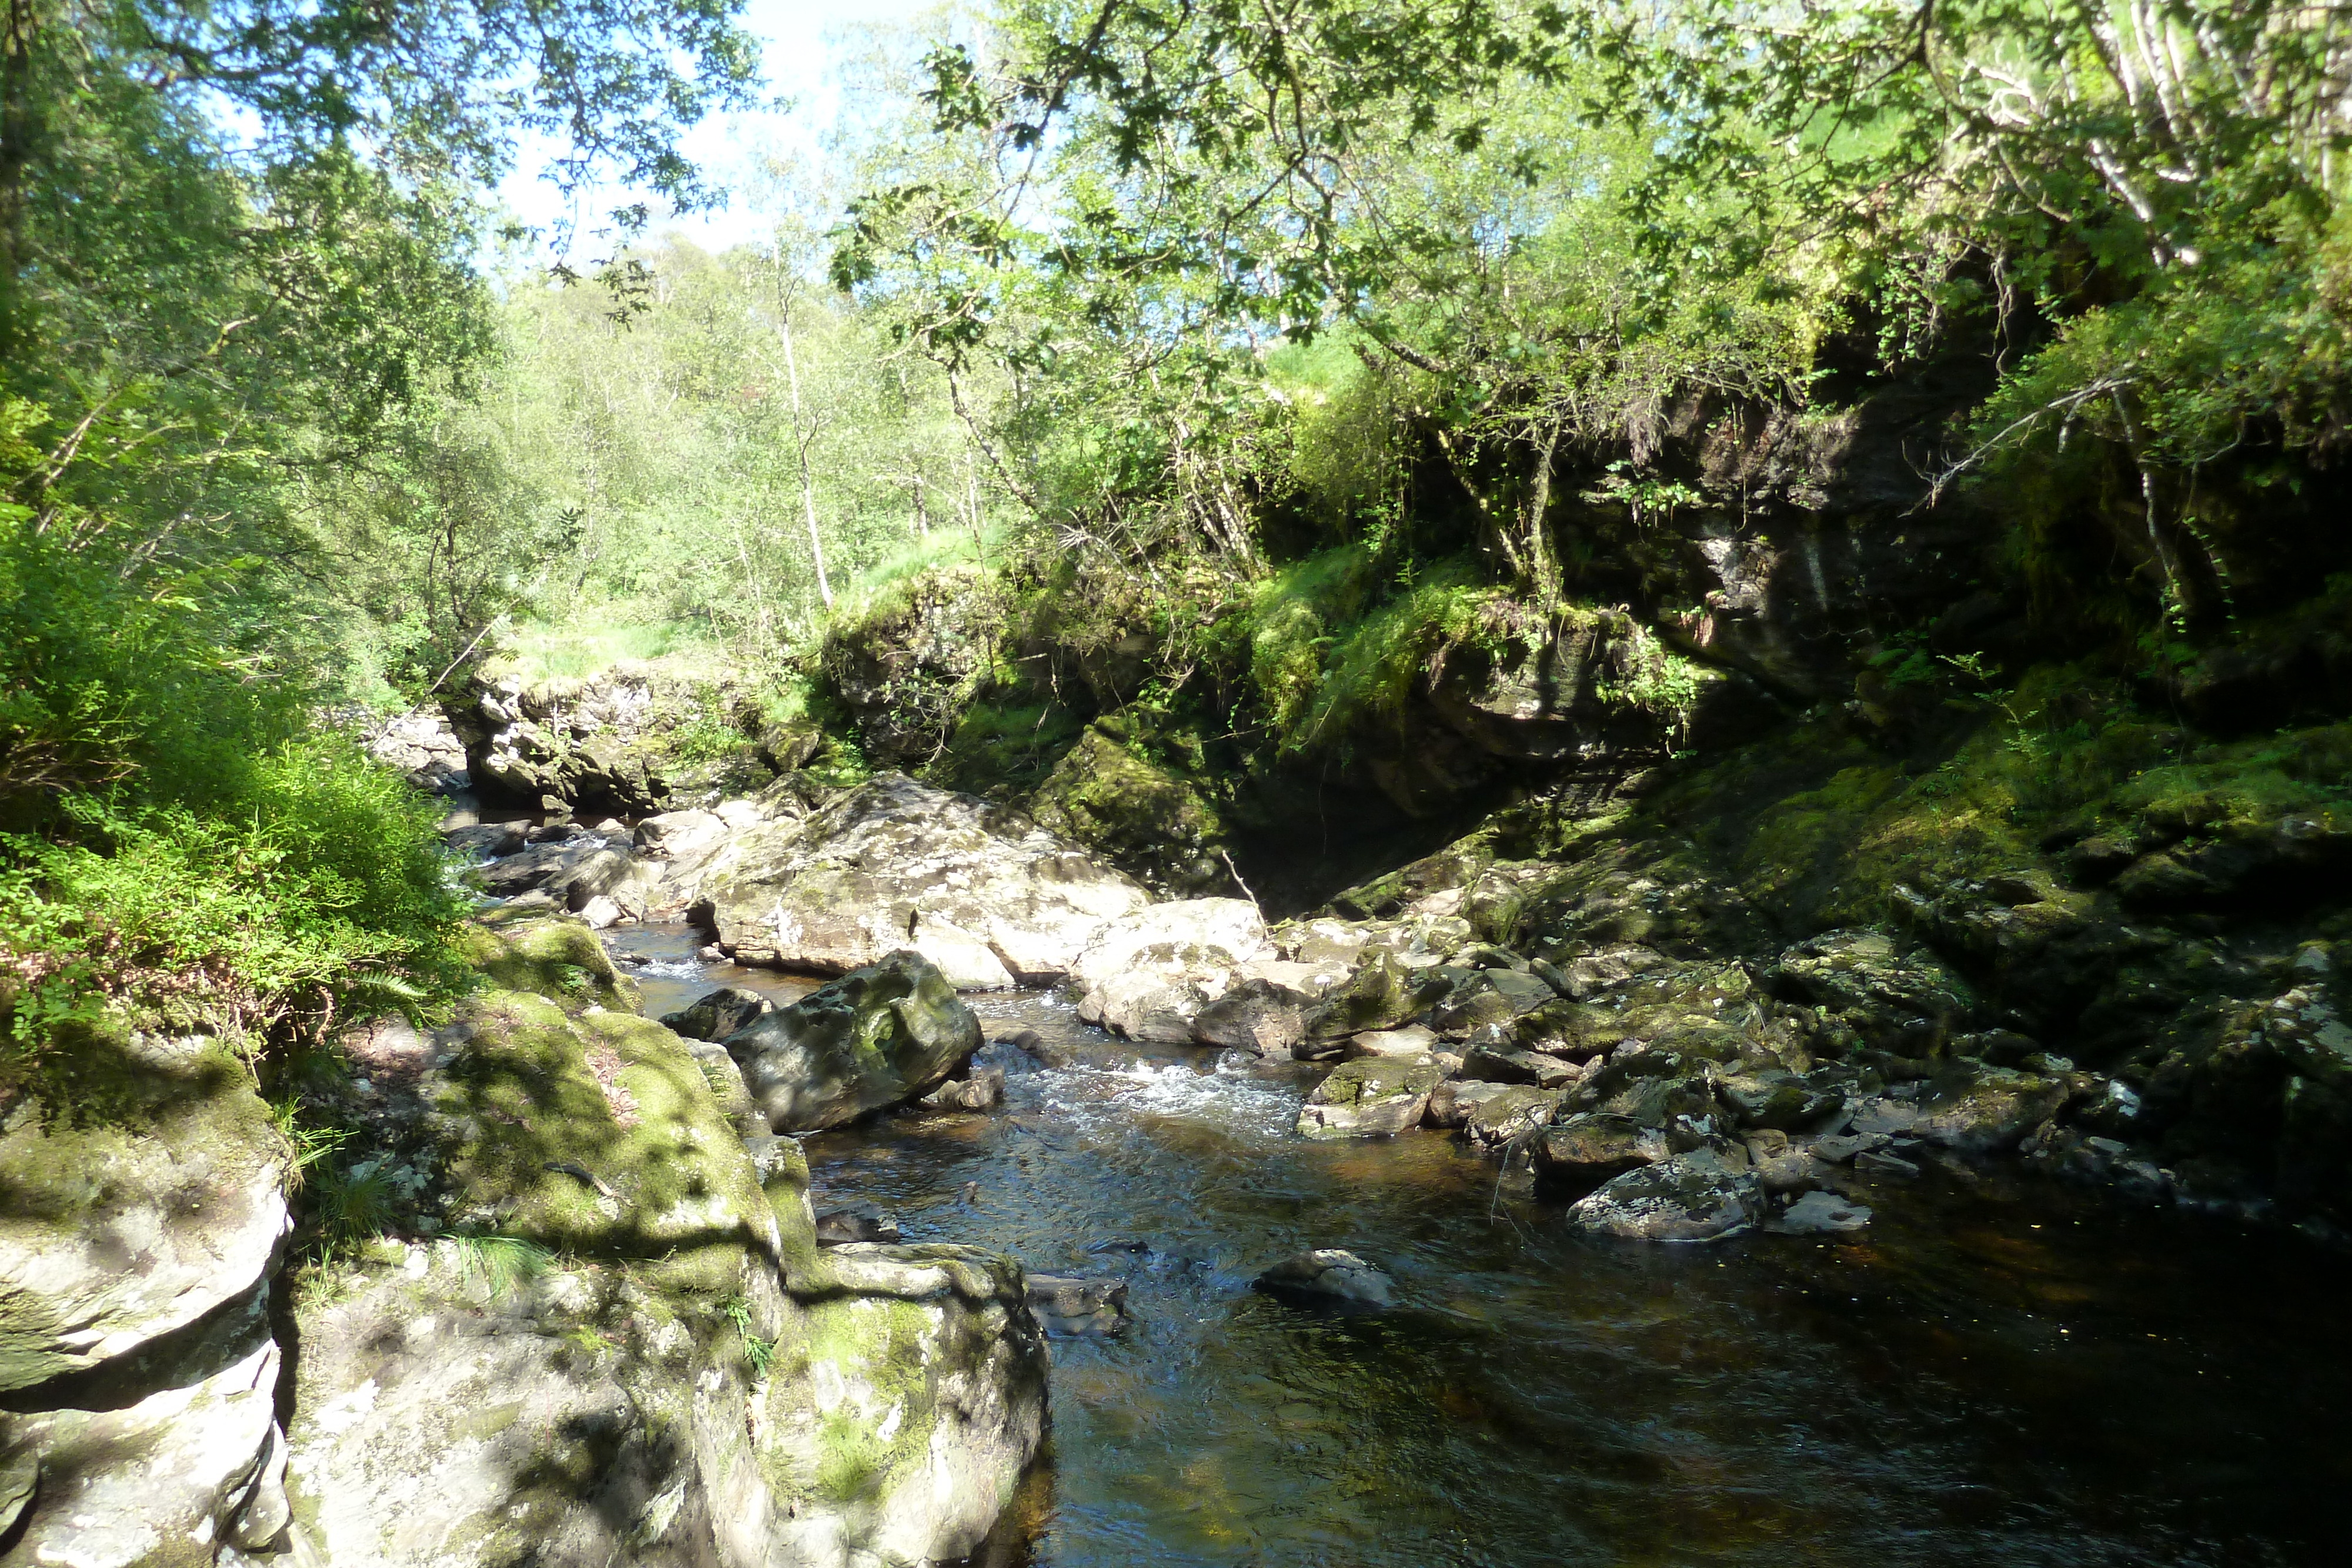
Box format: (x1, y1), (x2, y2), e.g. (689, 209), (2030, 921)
(1719, 1067), (1848, 1131)
(1459, 1085), (1568, 1148)
(445, 821), (527, 858)
(1070, 898), (1268, 990)
(1071, 900), (1271, 1041)
(1296, 1059), (1446, 1139)
(1568, 1150), (1761, 1242)
(1770, 1190), (1873, 1234)
(699, 774), (1149, 987)
(550, 845), (661, 920)
(0, 1031), (289, 1395)
(1429, 968), (1558, 1037)
(285, 924), (1042, 1567)
(1190, 978), (1311, 1056)
(1252, 1249), (1395, 1309)
(1531, 1113), (1666, 1186)
(760, 1243), (1049, 1566)
(1346, 1024), (1441, 1059)
(1078, 955), (1221, 1044)
(724, 952), (983, 1132)
(816, 1208), (904, 1246)
(1300, 950), (1453, 1048)
(1766, 930), (1977, 1048)
(1461, 1039), (1581, 1089)
(284, 931), (801, 1568)
(1847, 1064), (2072, 1154)
(920, 1066), (1007, 1112)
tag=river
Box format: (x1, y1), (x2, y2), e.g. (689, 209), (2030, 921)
(607, 923), (2351, 1568)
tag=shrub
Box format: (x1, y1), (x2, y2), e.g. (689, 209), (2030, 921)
(0, 735), (471, 1083)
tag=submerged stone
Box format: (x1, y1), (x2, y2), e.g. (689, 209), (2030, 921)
(1253, 1248), (1395, 1309)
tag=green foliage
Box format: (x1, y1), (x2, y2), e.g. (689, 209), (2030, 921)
(0, 737), (470, 1069)
(454, 1233), (556, 1300)
(718, 1293), (777, 1376)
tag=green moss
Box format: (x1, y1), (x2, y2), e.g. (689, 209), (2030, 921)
(788, 1295), (941, 1503)
(462, 916), (638, 1014)
(433, 997), (771, 1307)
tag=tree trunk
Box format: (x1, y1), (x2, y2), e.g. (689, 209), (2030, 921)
(776, 310), (831, 609)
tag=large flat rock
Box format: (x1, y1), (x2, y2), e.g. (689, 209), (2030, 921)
(699, 774), (1149, 988)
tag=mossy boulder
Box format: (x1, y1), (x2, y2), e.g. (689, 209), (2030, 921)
(0, 1031), (289, 1396)
(1297, 1058), (1445, 1139)
(757, 1243), (1049, 1566)
(1567, 1149), (1761, 1242)
(463, 911), (640, 1013)
(723, 952), (981, 1134)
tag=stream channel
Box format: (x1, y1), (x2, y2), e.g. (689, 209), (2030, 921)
(606, 922), (2351, 1568)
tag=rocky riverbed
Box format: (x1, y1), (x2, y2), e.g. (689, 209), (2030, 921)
(6, 736), (2346, 1566)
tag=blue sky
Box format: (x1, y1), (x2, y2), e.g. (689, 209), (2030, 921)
(496, 0), (940, 260)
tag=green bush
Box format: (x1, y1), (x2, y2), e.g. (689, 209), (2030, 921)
(0, 736), (470, 1079)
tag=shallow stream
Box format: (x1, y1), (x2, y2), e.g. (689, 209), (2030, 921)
(607, 924), (2351, 1568)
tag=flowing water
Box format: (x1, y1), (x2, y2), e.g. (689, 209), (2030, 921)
(607, 924), (2352, 1568)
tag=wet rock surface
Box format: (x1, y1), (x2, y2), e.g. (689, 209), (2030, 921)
(1252, 1249), (1396, 1309)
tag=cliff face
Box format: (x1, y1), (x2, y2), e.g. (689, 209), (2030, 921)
(779, 373), (2352, 1232)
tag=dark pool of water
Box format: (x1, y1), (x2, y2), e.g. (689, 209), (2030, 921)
(607, 925), (2352, 1567)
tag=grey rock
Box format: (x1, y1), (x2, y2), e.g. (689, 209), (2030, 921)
(1771, 1190), (1873, 1234)
(1025, 1273), (1130, 1336)
(1461, 1040), (1580, 1089)
(921, 1066), (1007, 1112)
(1568, 1151), (1761, 1242)
(815, 1207), (903, 1246)
(1191, 978), (1309, 1055)
(1854, 1148), (1923, 1178)
(724, 951), (982, 1132)
(1297, 1059), (1445, 1139)
(1345, 1024), (1441, 1059)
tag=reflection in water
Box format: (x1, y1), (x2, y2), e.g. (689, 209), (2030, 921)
(610, 925), (2352, 1567)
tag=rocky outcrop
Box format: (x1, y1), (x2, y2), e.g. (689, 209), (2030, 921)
(2, 1339), (290, 1566)
(698, 774), (1151, 989)
(0, 1031), (294, 1564)
(279, 918), (1044, 1568)
(0, 1033), (289, 1396)
(759, 1243), (1050, 1564)
(722, 951), (983, 1132)
(3, 912), (1047, 1568)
